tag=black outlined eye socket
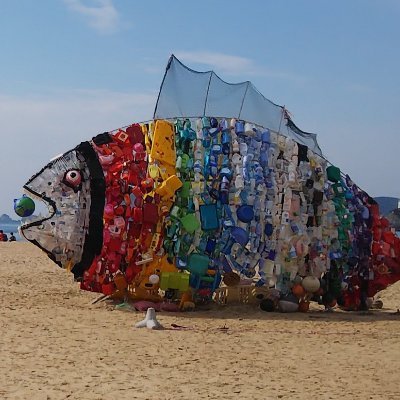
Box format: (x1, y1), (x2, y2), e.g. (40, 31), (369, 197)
(63, 169), (82, 192)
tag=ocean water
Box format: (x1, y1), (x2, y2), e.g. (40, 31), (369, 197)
(0, 224), (22, 241)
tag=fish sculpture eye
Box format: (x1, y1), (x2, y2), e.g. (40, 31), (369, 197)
(62, 169), (82, 192)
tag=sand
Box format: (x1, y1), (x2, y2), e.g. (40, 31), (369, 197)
(1, 242), (399, 400)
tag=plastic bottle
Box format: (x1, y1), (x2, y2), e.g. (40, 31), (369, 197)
(239, 141), (248, 156)
(288, 246), (297, 259)
(232, 138), (239, 153)
(196, 127), (204, 140)
(202, 117), (211, 129)
(175, 155), (182, 170)
(261, 129), (270, 143)
(235, 174), (244, 190)
(209, 158), (218, 178)
(202, 131), (211, 148)
(220, 176), (230, 192)
(220, 118), (229, 132)
(194, 148), (202, 160)
(195, 118), (203, 131)
(235, 120), (245, 135)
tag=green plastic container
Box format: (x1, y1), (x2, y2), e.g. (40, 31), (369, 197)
(180, 213), (200, 233)
(327, 165), (341, 182)
(188, 253), (210, 275)
(159, 272), (190, 292)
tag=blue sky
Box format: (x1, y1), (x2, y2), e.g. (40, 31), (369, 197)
(0, 0), (399, 216)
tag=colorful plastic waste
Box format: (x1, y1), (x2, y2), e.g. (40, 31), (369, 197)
(18, 57), (400, 313)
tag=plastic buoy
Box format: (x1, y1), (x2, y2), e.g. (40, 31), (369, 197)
(14, 195), (35, 217)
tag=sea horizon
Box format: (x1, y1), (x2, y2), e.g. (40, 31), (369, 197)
(0, 223), (22, 241)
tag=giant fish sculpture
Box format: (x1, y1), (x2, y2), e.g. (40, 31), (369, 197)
(20, 56), (400, 312)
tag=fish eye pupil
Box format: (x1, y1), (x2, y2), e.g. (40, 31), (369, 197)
(70, 172), (76, 178)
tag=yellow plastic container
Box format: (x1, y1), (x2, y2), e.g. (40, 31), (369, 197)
(155, 175), (182, 198)
(150, 120), (176, 167)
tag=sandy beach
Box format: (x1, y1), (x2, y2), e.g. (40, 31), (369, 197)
(1, 242), (399, 400)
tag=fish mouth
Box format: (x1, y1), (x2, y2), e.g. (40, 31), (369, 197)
(20, 187), (57, 227)
(20, 159), (61, 230)
(19, 185), (59, 264)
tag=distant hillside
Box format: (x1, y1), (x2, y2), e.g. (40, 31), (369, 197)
(374, 197), (399, 216)
(386, 208), (400, 231)
(387, 209), (400, 231)
(0, 214), (20, 224)
(0, 214), (40, 225)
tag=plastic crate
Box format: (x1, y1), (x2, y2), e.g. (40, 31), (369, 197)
(214, 285), (270, 305)
(125, 285), (161, 302)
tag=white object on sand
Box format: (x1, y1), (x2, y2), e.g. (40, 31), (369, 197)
(134, 308), (163, 330)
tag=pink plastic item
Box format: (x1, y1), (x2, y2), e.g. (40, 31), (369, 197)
(133, 301), (161, 312)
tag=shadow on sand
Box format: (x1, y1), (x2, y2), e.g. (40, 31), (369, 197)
(105, 298), (400, 324)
